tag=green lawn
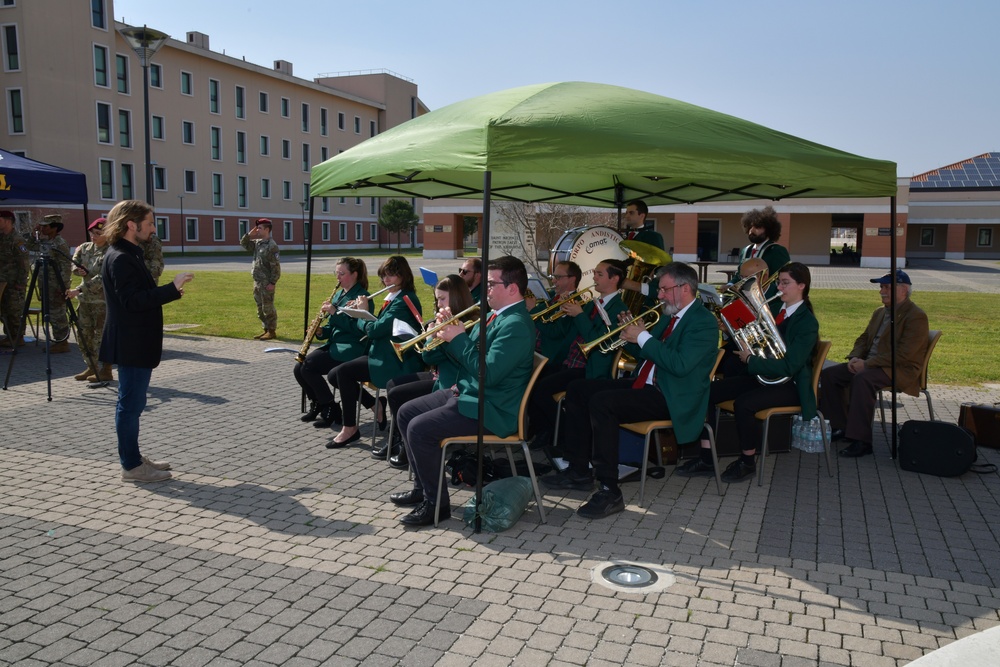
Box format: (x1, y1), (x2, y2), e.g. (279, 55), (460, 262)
(163, 272), (996, 387)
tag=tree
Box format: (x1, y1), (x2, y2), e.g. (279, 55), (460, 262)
(378, 199), (420, 251)
(462, 215), (479, 247)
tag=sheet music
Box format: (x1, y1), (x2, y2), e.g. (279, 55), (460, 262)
(341, 306), (377, 321)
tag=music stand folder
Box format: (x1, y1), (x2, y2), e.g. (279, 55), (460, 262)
(419, 267), (438, 287)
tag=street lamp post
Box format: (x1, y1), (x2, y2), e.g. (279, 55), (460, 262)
(119, 25), (169, 206)
(178, 194), (185, 255)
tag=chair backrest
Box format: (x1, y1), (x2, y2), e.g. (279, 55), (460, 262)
(810, 340), (833, 397)
(920, 330), (942, 391)
(516, 353), (549, 439)
(710, 349), (725, 381)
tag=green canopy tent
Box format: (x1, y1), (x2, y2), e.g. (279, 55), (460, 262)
(306, 82), (902, 519)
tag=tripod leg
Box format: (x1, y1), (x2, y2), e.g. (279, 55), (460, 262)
(3, 259), (41, 390)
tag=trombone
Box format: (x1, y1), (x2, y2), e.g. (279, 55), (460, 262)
(391, 304), (480, 361)
(579, 306), (661, 357)
(532, 287), (594, 323)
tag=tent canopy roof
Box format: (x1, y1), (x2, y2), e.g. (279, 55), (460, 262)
(310, 82), (897, 206)
(0, 148), (89, 205)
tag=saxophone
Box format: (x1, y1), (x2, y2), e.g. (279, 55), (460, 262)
(295, 283), (340, 363)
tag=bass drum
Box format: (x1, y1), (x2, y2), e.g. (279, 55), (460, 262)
(549, 226), (628, 291)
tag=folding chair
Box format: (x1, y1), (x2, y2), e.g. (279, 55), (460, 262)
(878, 330), (942, 436)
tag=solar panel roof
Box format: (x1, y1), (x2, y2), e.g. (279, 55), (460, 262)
(910, 152), (1000, 189)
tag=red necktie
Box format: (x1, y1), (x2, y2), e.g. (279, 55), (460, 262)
(486, 312), (497, 326)
(627, 231), (636, 240)
(379, 300), (388, 315)
(775, 308), (786, 325)
(631, 316), (677, 389)
(750, 245), (758, 258)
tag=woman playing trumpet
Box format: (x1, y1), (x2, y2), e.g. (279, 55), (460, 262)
(379, 275), (475, 468)
(326, 255), (424, 448)
(294, 257), (372, 427)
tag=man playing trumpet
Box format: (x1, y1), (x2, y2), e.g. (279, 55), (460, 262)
(544, 262), (719, 520)
(526, 260), (581, 368)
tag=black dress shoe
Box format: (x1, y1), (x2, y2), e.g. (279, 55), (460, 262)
(371, 442), (390, 459)
(325, 430), (361, 449)
(577, 488), (624, 520)
(375, 396), (388, 432)
(388, 449), (409, 470)
(389, 488), (424, 506)
(839, 440), (873, 458)
(399, 500), (449, 526)
(831, 429), (847, 442)
(674, 457), (716, 477)
(300, 401), (321, 422)
(313, 403), (344, 429)
(720, 458), (756, 483)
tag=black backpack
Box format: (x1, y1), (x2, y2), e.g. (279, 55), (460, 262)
(898, 421), (997, 476)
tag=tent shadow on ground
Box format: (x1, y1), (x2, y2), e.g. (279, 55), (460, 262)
(160, 348), (250, 365)
(146, 386), (229, 409)
(145, 479), (375, 538)
(904, 259), (1000, 275)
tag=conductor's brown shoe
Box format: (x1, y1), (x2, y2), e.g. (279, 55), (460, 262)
(259, 330), (276, 340)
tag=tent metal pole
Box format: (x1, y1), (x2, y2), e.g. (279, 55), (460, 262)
(889, 195), (898, 459)
(474, 171), (492, 534)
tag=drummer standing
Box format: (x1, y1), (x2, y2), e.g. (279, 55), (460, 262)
(622, 200), (664, 250)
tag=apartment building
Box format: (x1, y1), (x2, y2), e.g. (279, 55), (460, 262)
(1, 0), (427, 250)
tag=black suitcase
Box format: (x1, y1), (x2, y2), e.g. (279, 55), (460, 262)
(898, 420), (977, 477)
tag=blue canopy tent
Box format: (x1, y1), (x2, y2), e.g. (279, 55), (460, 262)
(0, 148), (90, 234)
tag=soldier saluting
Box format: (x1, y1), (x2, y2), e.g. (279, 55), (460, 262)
(240, 217), (281, 340)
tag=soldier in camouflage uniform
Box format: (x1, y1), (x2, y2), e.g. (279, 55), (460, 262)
(24, 214), (73, 352)
(0, 210), (30, 348)
(141, 233), (164, 285)
(240, 217), (281, 340)
(66, 217), (110, 381)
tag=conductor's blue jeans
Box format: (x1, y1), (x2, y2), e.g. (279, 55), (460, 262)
(117, 365), (152, 470)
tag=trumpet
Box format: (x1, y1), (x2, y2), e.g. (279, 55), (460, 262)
(391, 304), (480, 361)
(295, 282), (340, 363)
(532, 287), (594, 323)
(579, 306), (661, 357)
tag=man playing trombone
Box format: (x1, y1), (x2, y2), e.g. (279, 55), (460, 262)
(544, 262), (719, 520)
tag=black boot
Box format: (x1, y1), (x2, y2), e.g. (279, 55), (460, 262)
(313, 403), (343, 429)
(388, 446), (409, 470)
(300, 401), (321, 422)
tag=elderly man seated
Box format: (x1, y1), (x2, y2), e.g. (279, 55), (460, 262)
(819, 270), (929, 457)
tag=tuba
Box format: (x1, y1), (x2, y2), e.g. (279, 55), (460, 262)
(619, 240), (672, 316)
(716, 275), (789, 385)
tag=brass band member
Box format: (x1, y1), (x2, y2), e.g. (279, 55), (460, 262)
(528, 259), (628, 452)
(544, 262), (719, 519)
(736, 205), (789, 313)
(677, 262), (819, 482)
(379, 275), (475, 468)
(526, 261), (582, 367)
(327, 256), (424, 448)
(459, 257), (483, 303)
(295, 258), (371, 426)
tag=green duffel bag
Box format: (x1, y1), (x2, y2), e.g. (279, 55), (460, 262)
(462, 477), (533, 532)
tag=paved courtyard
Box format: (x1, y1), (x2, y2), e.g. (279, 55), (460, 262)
(2, 324), (999, 666)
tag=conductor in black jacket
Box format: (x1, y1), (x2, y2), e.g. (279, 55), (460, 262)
(100, 200), (194, 483)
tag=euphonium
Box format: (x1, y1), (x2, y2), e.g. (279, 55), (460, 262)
(532, 287), (594, 323)
(579, 306), (661, 357)
(391, 304), (480, 361)
(718, 274), (789, 385)
(295, 282), (340, 363)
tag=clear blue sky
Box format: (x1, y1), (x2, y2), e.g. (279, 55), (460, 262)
(114, 0), (998, 177)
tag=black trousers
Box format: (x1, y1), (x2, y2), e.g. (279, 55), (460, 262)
(708, 375), (799, 454)
(562, 377), (669, 489)
(328, 356), (376, 428)
(527, 367), (586, 439)
(386, 372), (434, 443)
(293, 347), (342, 405)
(818, 362), (890, 444)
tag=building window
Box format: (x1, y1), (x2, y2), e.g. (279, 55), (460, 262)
(186, 218), (198, 242)
(339, 196), (345, 205)
(280, 97), (290, 117)
(209, 78), (220, 114)
(121, 164), (134, 200)
(213, 218), (225, 241)
(115, 53), (129, 93)
(99, 159), (114, 199)
(302, 183), (310, 206)
(3, 24), (19, 71)
(91, 0), (106, 29)
(919, 228), (935, 247)
(212, 173), (222, 206)
(118, 109), (131, 148)
(301, 143), (309, 171)
(320, 108), (328, 136)
(281, 139), (290, 159)
(282, 180), (291, 200)
(370, 223), (378, 241)
(153, 166), (166, 191)
(339, 222), (346, 241)
(261, 178), (271, 199)
(260, 135), (269, 156)
(184, 170), (196, 193)
(321, 197), (329, 213)
(150, 63), (162, 88)
(238, 219), (249, 238)
(301, 102), (309, 132)
(155, 216), (169, 241)
(354, 116), (361, 134)
(259, 91), (268, 113)
(94, 45), (109, 87)
(96, 102), (112, 144)
(355, 223), (362, 241)
(338, 111), (345, 131)
(182, 120), (194, 144)
(235, 85), (245, 119)
(370, 198), (376, 215)
(321, 221), (330, 241)
(7, 88), (23, 134)
(237, 176), (247, 208)
(236, 131), (247, 164)
(321, 146), (328, 162)
(370, 120), (376, 137)
(180, 71), (192, 95)
(355, 197), (361, 206)
(283, 220), (293, 242)
(151, 115), (164, 139)
(210, 126), (221, 160)
(978, 228), (993, 247)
